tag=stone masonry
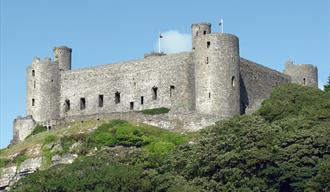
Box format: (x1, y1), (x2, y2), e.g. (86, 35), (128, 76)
(12, 21), (318, 143)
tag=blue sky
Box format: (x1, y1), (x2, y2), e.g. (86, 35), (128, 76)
(1, 0), (329, 148)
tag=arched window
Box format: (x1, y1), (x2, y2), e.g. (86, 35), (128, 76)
(152, 87), (158, 100)
(232, 76), (235, 87)
(32, 98), (35, 106)
(32, 70), (35, 76)
(303, 78), (306, 85)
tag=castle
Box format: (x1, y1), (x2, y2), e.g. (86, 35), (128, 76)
(12, 22), (318, 143)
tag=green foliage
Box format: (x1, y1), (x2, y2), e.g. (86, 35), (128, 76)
(305, 156), (330, 191)
(14, 154), (28, 166)
(0, 158), (9, 169)
(10, 84), (330, 191)
(140, 107), (170, 115)
(43, 135), (57, 145)
(257, 84), (330, 122)
(88, 120), (188, 156)
(324, 76), (330, 93)
(26, 124), (47, 138)
(41, 147), (52, 169)
(60, 133), (87, 154)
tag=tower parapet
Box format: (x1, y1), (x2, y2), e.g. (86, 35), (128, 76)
(192, 23), (211, 50)
(54, 46), (72, 71)
(284, 61), (318, 88)
(193, 32), (240, 117)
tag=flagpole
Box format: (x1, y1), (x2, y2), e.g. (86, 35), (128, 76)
(221, 19), (224, 33)
(158, 32), (161, 53)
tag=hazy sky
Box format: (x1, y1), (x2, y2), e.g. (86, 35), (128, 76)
(1, 0), (329, 148)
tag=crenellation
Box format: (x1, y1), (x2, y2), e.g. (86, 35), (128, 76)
(13, 21), (319, 143)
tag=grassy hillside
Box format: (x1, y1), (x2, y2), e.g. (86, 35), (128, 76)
(4, 84), (330, 191)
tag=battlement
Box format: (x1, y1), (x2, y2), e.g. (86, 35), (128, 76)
(32, 57), (52, 65)
(53, 46), (72, 52)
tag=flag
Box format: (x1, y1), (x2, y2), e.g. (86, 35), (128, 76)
(219, 19), (223, 26)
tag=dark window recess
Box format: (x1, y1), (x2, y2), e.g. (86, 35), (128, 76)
(232, 76), (235, 87)
(33, 81), (36, 88)
(65, 99), (70, 112)
(141, 96), (144, 105)
(209, 92), (211, 99)
(32, 70), (35, 76)
(203, 31), (206, 35)
(32, 98), (35, 106)
(193, 47), (195, 50)
(207, 41), (210, 48)
(196, 31), (198, 36)
(303, 78), (306, 85)
(98, 95), (104, 107)
(206, 57), (209, 64)
(80, 98), (86, 110)
(170, 85), (175, 97)
(115, 92), (120, 104)
(130, 102), (134, 110)
(152, 87), (158, 100)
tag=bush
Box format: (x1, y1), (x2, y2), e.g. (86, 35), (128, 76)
(88, 120), (188, 152)
(140, 107), (170, 115)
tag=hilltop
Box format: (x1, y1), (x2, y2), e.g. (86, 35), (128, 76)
(1, 84), (330, 191)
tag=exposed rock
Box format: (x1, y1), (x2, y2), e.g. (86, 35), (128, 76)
(51, 143), (62, 153)
(0, 166), (16, 191)
(51, 154), (78, 166)
(17, 157), (42, 177)
(69, 142), (83, 154)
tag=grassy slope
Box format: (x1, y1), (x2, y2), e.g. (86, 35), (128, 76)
(2, 84), (330, 191)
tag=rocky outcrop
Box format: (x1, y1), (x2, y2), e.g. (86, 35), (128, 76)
(0, 154), (77, 191)
(51, 154), (78, 166)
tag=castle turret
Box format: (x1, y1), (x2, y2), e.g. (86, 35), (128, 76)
(192, 23), (211, 50)
(54, 46), (72, 71)
(193, 25), (240, 117)
(26, 57), (60, 122)
(284, 61), (318, 88)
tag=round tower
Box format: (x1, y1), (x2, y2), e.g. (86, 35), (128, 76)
(192, 23), (211, 50)
(284, 62), (318, 88)
(53, 46), (72, 71)
(193, 33), (240, 117)
(26, 57), (60, 122)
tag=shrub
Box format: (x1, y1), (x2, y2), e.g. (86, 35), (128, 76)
(140, 107), (170, 115)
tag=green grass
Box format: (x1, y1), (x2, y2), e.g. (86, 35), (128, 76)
(88, 120), (189, 156)
(140, 107), (170, 115)
(14, 154), (28, 166)
(26, 124), (47, 139)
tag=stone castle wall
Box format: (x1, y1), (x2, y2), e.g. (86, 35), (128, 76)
(59, 52), (195, 118)
(284, 62), (318, 88)
(239, 58), (291, 114)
